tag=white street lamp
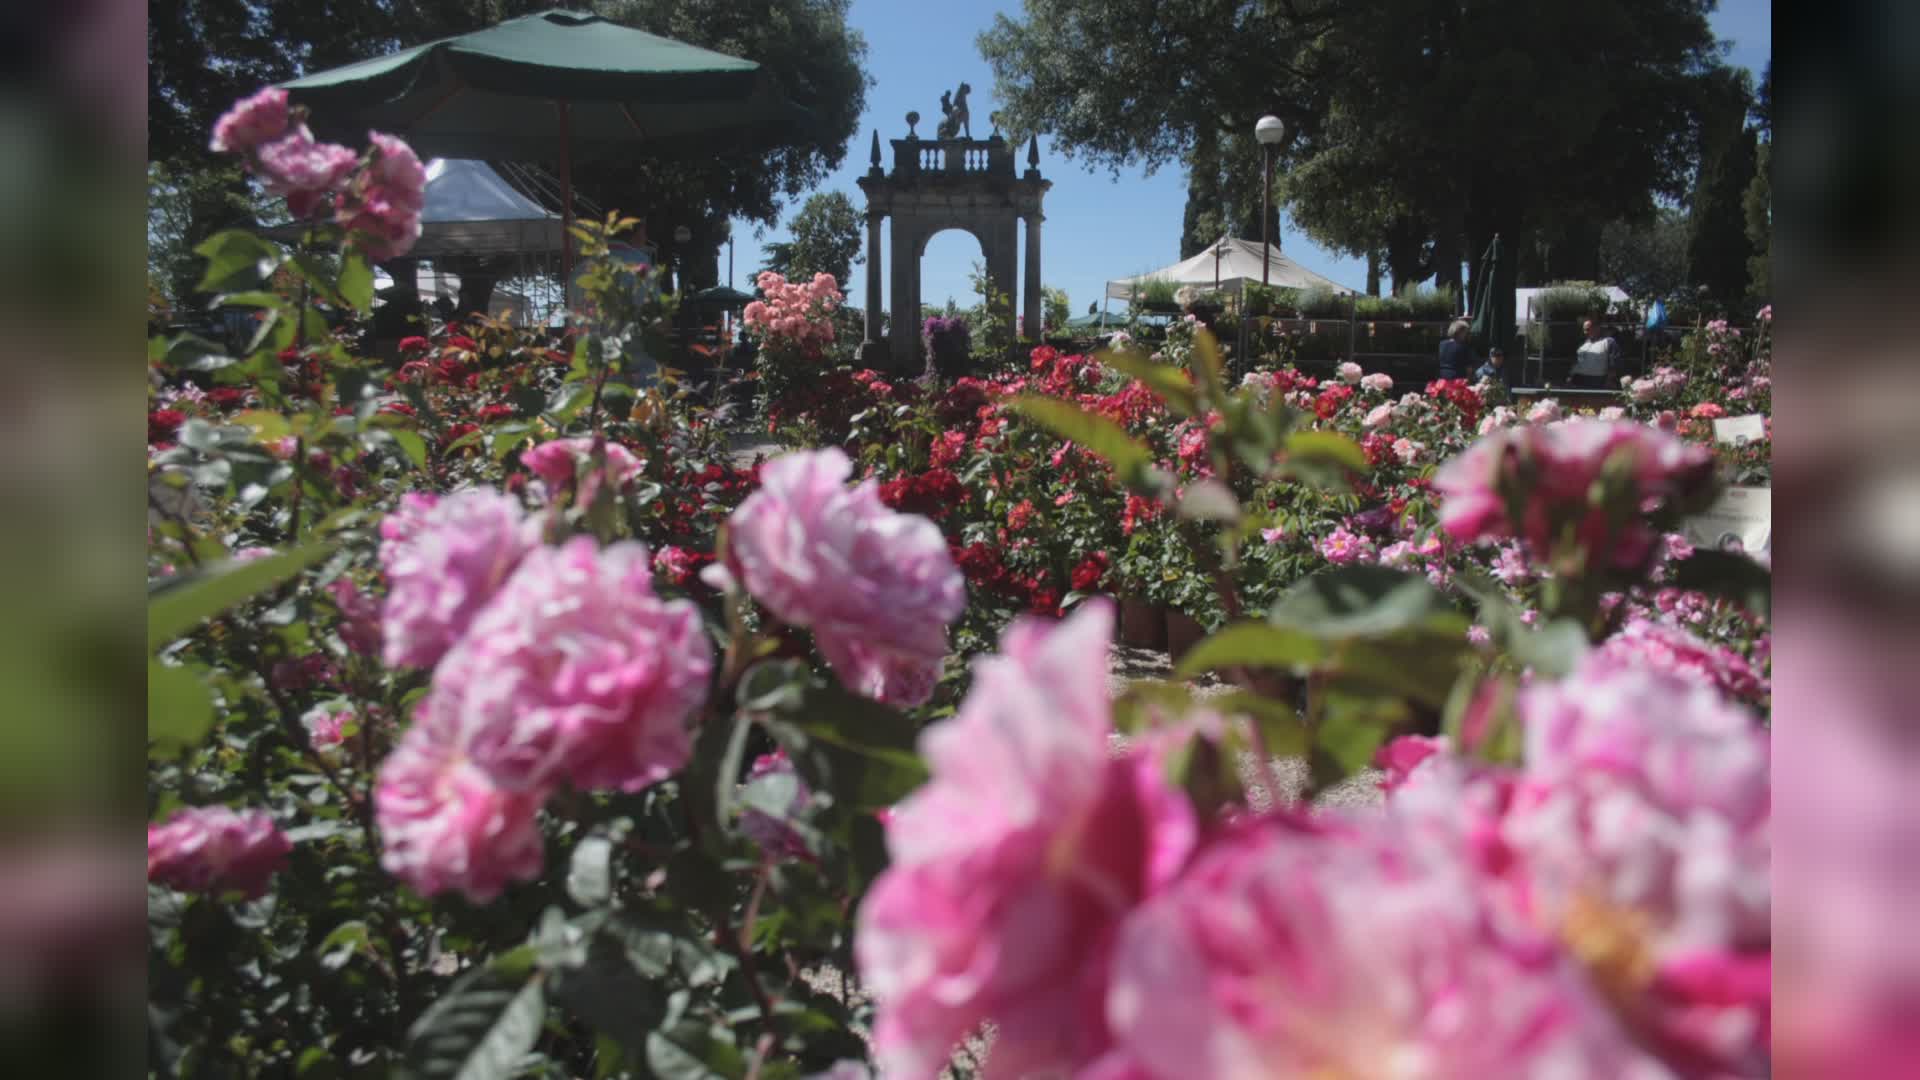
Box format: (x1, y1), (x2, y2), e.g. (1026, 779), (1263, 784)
(1255, 115), (1285, 287)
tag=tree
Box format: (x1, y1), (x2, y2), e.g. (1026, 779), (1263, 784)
(1599, 206), (1692, 305)
(982, 0), (1728, 304)
(1687, 68), (1758, 307)
(762, 191), (863, 285)
(1041, 286), (1072, 331)
(1743, 61), (1772, 301)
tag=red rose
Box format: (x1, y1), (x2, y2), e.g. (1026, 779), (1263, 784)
(148, 408), (186, 445)
(446, 335), (478, 352)
(1070, 551), (1110, 592)
(477, 403), (516, 423)
(207, 387), (249, 410)
(1006, 499), (1035, 531)
(397, 335), (430, 354)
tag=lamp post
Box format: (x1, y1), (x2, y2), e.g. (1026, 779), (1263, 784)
(1213, 236), (1229, 289)
(1254, 115), (1285, 287)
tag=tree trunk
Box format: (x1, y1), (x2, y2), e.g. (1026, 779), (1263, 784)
(1365, 249), (1382, 296)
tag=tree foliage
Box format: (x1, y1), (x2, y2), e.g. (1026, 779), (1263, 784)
(1743, 61), (1772, 302)
(1687, 69), (1759, 307)
(762, 191), (864, 286)
(1600, 206), (1691, 306)
(983, 0), (1731, 298)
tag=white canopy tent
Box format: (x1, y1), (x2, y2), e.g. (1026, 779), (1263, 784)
(406, 158), (564, 257)
(1105, 236), (1356, 299)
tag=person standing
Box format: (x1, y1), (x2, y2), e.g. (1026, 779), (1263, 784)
(1570, 317), (1620, 389)
(1437, 319), (1475, 379)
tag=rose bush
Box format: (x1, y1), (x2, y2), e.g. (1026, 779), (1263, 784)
(150, 94), (1773, 1079)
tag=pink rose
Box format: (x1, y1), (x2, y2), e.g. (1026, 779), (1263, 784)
(1098, 814), (1653, 1079)
(378, 490), (539, 670)
(302, 706), (352, 750)
(1337, 361), (1364, 384)
(1433, 420), (1716, 573)
(723, 449), (964, 707)
(327, 576), (382, 658)
(857, 601), (1197, 1077)
(147, 806), (290, 899)
(1374, 733), (1447, 790)
(374, 705), (547, 903)
(1360, 372), (1394, 393)
(520, 437), (644, 505)
(209, 87), (290, 155)
(738, 749), (812, 861)
(425, 538), (711, 793)
(255, 126), (359, 218)
(1363, 402), (1394, 428)
(1593, 617), (1766, 703)
(1316, 524), (1377, 565)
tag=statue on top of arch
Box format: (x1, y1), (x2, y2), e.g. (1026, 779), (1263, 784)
(935, 82), (973, 140)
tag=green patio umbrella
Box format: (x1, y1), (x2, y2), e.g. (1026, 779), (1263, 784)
(687, 285), (756, 308)
(280, 8), (805, 280)
(1469, 233), (1514, 368)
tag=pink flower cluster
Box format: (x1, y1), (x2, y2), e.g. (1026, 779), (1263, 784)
(334, 131), (426, 260)
(374, 493), (713, 901)
(741, 271), (842, 355)
(1594, 617), (1767, 703)
(208, 88), (425, 259)
(1359, 371), (1394, 393)
(855, 600), (1771, 1077)
(1434, 419), (1717, 572)
(1628, 366), (1689, 403)
(520, 436), (645, 507)
(147, 806), (291, 899)
(1316, 524), (1377, 565)
(718, 449), (964, 707)
(857, 602), (1197, 1077)
(378, 490), (540, 670)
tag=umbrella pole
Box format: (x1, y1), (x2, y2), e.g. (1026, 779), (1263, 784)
(559, 101), (574, 302)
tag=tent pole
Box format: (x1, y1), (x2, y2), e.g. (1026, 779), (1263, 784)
(1100, 291), (1110, 330)
(558, 101), (573, 302)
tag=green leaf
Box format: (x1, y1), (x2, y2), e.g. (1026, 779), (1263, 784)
(1269, 566), (1460, 640)
(1310, 691), (1406, 790)
(1006, 396), (1150, 473)
(1669, 549), (1771, 619)
(1330, 636), (1473, 709)
(390, 430), (429, 471)
(1284, 430), (1367, 472)
(148, 661), (213, 749)
(148, 542), (335, 650)
(404, 964), (546, 1080)
(1176, 478), (1241, 523)
(194, 230), (284, 294)
(1207, 690), (1310, 758)
(645, 1020), (746, 1080)
(1175, 622), (1325, 678)
(1507, 617), (1591, 678)
(1098, 350), (1198, 415)
(338, 251), (375, 313)
(230, 410), (292, 442)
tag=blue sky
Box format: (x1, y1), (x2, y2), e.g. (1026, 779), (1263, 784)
(726, 1), (1772, 318)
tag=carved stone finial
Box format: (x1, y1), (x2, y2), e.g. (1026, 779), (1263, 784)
(869, 130), (881, 167)
(1027, 133), (1040, 167)
(990, 111), (1003, 138)
(905, 110), (920, 139)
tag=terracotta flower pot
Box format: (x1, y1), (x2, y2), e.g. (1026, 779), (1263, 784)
(1120, 596), (1167, 650)
(1165, 609), (1207, 663)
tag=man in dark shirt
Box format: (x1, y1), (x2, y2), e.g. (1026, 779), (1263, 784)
(1437, 319), (1474, 379)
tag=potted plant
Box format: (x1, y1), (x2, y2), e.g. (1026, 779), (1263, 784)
(1134, 276), (1182, 314)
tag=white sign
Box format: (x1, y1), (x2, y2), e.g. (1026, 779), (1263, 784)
(1712, 414), (1767, 445)
(1684, 485), (1771, 554)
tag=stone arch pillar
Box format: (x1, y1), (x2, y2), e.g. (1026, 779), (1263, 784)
(857, 124), (1051, 373)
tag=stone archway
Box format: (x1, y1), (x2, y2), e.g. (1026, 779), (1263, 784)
(856, 117), (1051, 372)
